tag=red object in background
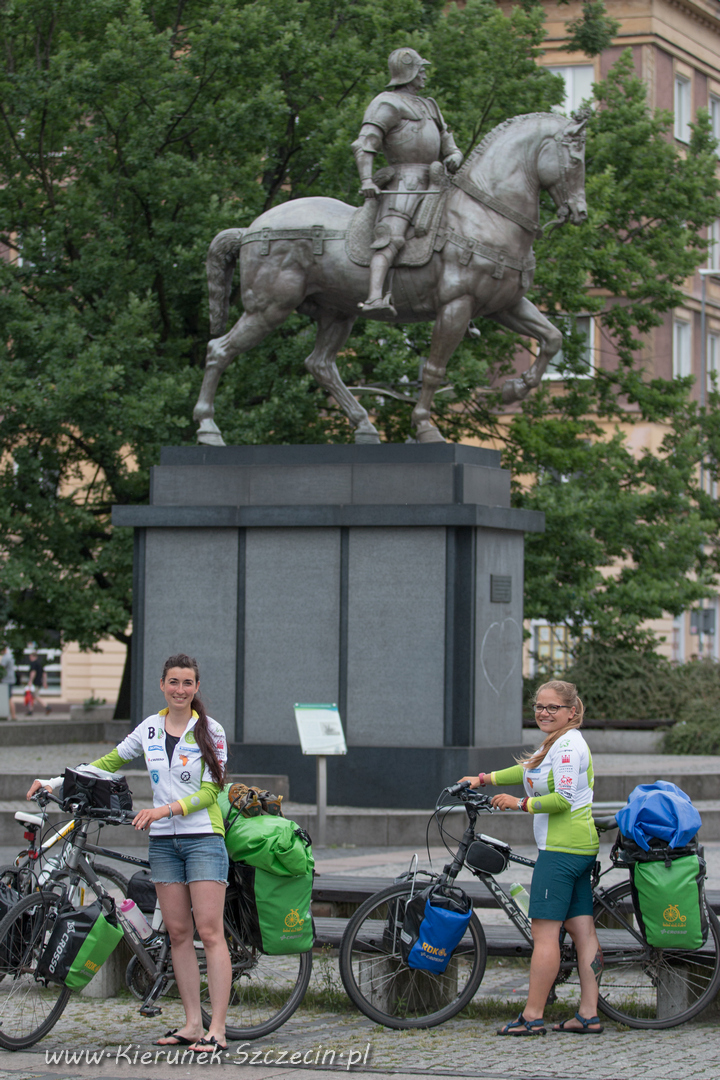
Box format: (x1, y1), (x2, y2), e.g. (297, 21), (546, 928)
(24, 688), (34, 707)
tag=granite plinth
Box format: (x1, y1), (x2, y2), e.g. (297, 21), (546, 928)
(113, 445), (543, 808)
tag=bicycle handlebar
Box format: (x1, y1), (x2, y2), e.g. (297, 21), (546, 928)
(445, 781), (471, 797)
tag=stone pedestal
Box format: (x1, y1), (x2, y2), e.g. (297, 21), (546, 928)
(113, 445), (543, 808)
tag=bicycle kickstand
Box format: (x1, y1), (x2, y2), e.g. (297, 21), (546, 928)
(139, 972), (170, 1017)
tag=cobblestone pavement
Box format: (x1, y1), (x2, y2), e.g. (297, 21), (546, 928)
(0, 996), (718, 1080)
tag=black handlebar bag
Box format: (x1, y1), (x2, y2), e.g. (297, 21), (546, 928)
(37, 899), (123, 989)
(62, 765), (132, 812)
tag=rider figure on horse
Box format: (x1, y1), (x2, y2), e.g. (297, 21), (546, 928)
(352, 48), (464, 317)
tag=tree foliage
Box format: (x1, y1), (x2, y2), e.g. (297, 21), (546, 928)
(0, 1), (718, 705)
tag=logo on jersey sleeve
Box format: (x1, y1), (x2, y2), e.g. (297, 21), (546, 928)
(559, 774), (573, 787)
(561, 753), (571, 764)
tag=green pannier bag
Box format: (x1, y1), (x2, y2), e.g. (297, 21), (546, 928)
(37, 899), (123, 989)
(631, 854), (707, 950)
(219, 786), (314, 955)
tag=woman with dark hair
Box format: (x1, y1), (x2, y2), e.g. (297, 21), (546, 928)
(28, 653), (231, 1051)
(458, 679), (603, 1036)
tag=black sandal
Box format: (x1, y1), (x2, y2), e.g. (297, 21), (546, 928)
(154, 1029), (197, 1046)
(188, 1035), (229, 1052)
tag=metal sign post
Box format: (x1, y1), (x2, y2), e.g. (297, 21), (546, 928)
(294, 703), (347, 847)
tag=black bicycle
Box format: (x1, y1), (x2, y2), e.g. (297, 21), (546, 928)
(0, 789), (312, 1049)
(338, 783), (720, 1030)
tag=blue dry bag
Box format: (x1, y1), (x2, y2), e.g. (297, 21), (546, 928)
(400, 885), (472, 973)
(615, 781), (701, 852)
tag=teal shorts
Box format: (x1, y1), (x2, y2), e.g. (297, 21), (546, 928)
(528, 850), (597, 921)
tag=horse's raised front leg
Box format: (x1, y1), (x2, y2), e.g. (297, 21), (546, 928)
(490, 298), (563, 405)
(193, 300), (299, 446)
(412, 295), (475, 443)
(304, 312), (380, 443)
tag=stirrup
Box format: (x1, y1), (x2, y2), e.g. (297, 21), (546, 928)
(358, 293), (397, 317)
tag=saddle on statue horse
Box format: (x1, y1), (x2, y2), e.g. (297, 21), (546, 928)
(345, 162), (450, 268)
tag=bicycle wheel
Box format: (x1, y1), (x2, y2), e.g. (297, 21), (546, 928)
(339, 882), (487, 1029)
(561, 881), (720, 1029)
(0, 890), (72, 1049)
(199, 898), (313, 1039)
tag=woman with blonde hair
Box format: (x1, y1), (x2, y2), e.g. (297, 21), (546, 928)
(458, 679), (603, 1036)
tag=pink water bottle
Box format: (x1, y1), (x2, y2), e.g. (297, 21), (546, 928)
(119, 898), (153, 940)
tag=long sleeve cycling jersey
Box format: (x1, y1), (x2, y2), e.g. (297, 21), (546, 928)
(490, 729), (598, 855)
(90, 709), (227, 838)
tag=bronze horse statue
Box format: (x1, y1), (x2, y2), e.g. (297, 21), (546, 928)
(193, 110), (588, 445)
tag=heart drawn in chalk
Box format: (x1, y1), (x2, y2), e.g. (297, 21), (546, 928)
(480, 618), (522, 696)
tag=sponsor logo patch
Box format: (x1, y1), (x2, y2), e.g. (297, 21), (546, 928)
(559, 775), (572, 787)
(184, 732), (196, 745)
(148, 744), (163, 752)
(561, 754), (570, 764)
(180, 771), (191, 782)
(151, 770), (159, 784)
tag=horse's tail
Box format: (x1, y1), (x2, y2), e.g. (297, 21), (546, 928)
(207, 228), (244, 336)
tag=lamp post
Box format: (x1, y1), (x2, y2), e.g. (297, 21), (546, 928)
(697, 269), (720, 658)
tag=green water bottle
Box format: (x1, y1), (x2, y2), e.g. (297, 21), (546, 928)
(510, 882), (530, 916)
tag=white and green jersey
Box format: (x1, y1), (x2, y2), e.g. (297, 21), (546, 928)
(91, 709), (227, 837)
(491, 729), (598, 855)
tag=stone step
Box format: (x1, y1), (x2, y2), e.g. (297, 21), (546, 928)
(2, 798), (719, 851)
(0, 719), (110, 745)
(0, 771), (290, 803)
(523, 727), (666, 755)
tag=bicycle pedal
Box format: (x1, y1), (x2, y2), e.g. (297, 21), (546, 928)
(139, 1005), (163, 1017)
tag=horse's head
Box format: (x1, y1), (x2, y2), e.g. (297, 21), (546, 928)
(537, 108), (589, 226)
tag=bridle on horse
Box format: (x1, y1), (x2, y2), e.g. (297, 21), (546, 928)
(451, 118), (586, 237)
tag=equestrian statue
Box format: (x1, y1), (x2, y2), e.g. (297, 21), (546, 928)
(193, 48), (589, 446)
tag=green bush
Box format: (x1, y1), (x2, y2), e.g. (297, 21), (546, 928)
(523, 651), (720, 755)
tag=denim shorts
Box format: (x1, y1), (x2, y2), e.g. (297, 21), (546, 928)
(148, 835), (229, 885)
(528, 850), (597, 921)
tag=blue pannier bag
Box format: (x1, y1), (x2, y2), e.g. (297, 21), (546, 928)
(615, 781), (701, 852)
(400, 884), (472, 973)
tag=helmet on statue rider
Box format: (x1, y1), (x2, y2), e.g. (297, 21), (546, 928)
(386, 48), (430, 88)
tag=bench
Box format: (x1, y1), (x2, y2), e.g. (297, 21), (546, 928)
(310, 875), (720, 958)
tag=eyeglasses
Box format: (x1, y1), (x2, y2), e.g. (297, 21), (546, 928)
(534, 703), (570, 716)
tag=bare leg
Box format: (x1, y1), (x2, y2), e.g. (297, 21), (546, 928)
(411, 295), (474, 442)
(304, 313), (380, 443)
(188, 879), (232, 1047)
(521, 918), (564, 1021)
(154, 883), (205, 1044)
(556, 914), (603, 1030)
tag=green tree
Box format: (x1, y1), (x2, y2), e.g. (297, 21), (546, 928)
(1, 1), (717, 712)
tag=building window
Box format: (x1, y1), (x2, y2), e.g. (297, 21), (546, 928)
(532, 623), (574, 676)
(674, 76), (692, 142)
(711, 96), (720, 157)
(673, 318), (692, 378)
(708, 220), (720, 270)
(547, 65), (595, 114)
(545, 315), (594, 379)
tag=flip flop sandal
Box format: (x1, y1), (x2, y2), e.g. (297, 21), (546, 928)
(189, 1036), (229, 1052)
(497, 1012), (547, 1036)
(553, 1011), (604, 1034)
(154, 1029), (196, 1046)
